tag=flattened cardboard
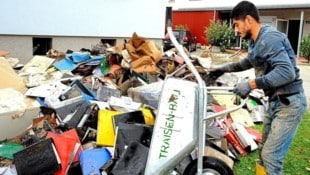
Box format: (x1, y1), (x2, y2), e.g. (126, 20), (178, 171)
(229, 108), (254, 127)
(125, 32), (162, 74)
(18, 56), (55, 76)
(0, 57), (27, 93)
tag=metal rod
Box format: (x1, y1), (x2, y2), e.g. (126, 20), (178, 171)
(204, 97), (247, 121)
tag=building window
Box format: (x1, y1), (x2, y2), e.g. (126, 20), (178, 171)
(33, 37), (52, 55)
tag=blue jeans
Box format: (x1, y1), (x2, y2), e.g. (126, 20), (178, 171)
(259, 92), (307, 175)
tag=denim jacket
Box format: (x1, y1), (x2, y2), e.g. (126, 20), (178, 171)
(230, 25), (304, 99)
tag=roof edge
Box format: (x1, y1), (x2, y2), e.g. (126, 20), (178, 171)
(175, 4), (310, 11)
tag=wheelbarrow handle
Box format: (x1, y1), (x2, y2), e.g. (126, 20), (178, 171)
(206, 86), (235, 94)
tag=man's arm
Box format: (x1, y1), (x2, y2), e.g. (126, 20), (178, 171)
(204, 56), (252, 86)
(254, 35), (296, 90)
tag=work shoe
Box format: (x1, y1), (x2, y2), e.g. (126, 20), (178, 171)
(256, 160), (267, 175)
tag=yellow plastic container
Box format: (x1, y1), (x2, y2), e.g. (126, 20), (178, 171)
(97, 108), (155, 147)
(96, 109), (121, 147)
(140, 107), (155, 125)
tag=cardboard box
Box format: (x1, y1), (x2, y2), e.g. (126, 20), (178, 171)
(0, 57), (40, 140)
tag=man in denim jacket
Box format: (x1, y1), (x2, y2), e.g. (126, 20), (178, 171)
(209, 1), (307, 174)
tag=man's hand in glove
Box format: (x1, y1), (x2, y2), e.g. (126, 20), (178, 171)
(203, 64), (232, 86)
(209, 69), (225, 80)
(203, 69), (224, 86)
(233, 79), (257, 98)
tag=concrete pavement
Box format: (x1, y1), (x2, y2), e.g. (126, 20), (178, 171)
(298, 63), (310, 110)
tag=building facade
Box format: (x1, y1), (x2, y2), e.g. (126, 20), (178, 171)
(168, 0), (310, 56)
(0, 0), (166, 63)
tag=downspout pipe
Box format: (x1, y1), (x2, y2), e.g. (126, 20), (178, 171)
(297, 10), (304, 58)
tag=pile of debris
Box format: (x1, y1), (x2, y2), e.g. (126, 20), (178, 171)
(0, 32), (266, 175)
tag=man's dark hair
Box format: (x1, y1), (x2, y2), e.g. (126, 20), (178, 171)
(230, 1), (260, 22)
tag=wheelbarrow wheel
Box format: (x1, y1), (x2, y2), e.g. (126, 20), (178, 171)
(183, 156), (234, 175)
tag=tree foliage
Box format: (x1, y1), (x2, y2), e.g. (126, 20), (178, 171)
(300, 33), (310, 63)
(204, 20), (235, 51)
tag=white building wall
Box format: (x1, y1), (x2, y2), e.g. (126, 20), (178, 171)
(0, 36), (32, 63)
(303, 21), (310, 37)
(0, 0), (166, 39)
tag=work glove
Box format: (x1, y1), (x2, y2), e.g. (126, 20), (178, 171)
(203, 70), (223, 86)
(233, 80), (251, 99)
(203, 64), (232, 85)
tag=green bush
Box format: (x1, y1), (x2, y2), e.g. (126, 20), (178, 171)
(241, 39), (249, 50)
(300, 33), (310, 63)
(204, 20), (236, 51)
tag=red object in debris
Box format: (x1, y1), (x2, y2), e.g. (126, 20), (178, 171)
(183, 36), (189, 42)
(245, 126), (262, 143)
(46, 129), (83, 175)
(212, 104), (226, 113)
(173, 54), (184, 64)
(224, 128), (247, 156)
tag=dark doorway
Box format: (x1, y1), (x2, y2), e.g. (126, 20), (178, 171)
(166, 6), (173, 28)
(100, 39), (116, 46)
(219, 11), (231, 22)
(33, 38), (52, 55)
(287, 20), (300, 54)
(219, 11), (241, 48)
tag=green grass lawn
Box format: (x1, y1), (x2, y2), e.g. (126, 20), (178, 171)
(233, 111), (310, 175)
